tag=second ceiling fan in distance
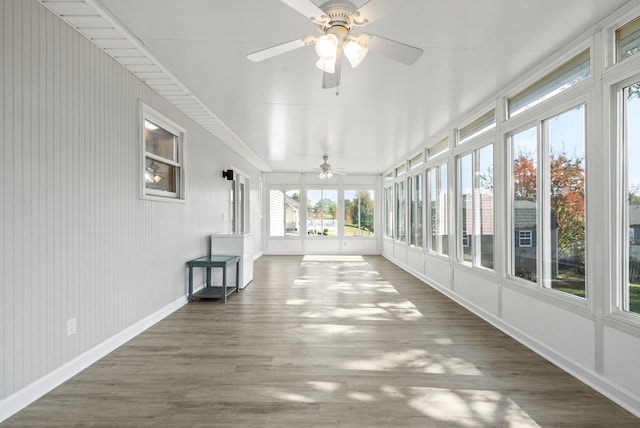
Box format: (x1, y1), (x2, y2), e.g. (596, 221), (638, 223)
(247, 0), (423, 90)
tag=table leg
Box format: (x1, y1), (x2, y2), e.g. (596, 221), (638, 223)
(188, 266), (193, 302)
(235, 260), (240, 293)
(222, 265), (227, 303)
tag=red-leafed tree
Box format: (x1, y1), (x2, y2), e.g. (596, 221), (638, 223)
(513, 149), (585, 262)
(513, 153), (537, 201)
(550, 150), (585, 261)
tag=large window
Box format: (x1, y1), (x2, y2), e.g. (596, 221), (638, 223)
(410, 173), (423, 247)
(547, 106), (586, 296)
(396, 181), (406, 242)
(510, 106), (586, 297)
(344, 190), (375, 237)
(428, 164), (448, 255)
(439, 165), (449, 255)
(478, 145), (494, 268)
(624, 80), (640, 315)
(460, 154), (473, 263)
(430, 168), (437, 252)
(512, 127), (539, 282)
(142, 105), (185, 200)
(269, 189), (300, 236)
(385, 186), (393, 238)
(307, 189), (337, 236)
(459, 146), (495, 267)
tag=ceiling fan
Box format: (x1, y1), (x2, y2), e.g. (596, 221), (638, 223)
(247, 0), (423, 89)
(315, 155), (345, 179)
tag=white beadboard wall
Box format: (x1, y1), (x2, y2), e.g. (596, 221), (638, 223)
(0, 0), (262, 402)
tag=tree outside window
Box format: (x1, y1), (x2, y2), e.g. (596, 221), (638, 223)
(344, 190), (375, 237)
(307, 189), (337, 236)
(625, 82), (640, 314)
(511, 106), (586, 297)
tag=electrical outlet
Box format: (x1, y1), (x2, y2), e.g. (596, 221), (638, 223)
(67, 318), (77, 337)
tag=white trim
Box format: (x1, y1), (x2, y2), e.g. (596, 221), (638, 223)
(0, 296), (187, 423)
(141, 102), (187, 202)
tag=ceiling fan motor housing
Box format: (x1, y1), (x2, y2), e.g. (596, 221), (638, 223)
(316, 0), (367, 33)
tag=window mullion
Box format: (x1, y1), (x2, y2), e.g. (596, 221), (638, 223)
(145, 152), (181, 168)
(540, 121), (552, 289)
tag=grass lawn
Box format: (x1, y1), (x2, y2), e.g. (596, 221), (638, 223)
(630, 283), (640, 313)
(344, 224), (373, 236)
(553, 278), (640, 314)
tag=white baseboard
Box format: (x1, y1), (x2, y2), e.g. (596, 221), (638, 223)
(0, 295), (188, 423)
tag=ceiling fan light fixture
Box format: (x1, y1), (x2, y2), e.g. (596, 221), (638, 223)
(315, 56), (336, 73)
(315, 33), (339, 59)
(344, 40), (368, 68)
(318, 171), (327, 179)
(326, 171), (333, 178)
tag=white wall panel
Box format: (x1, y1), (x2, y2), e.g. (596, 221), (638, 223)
(393, 241), (407, 265)
(502, 287), (596, 370)
(340, 239), (378, 254)
(453, 266), (499, 317)
(0, 0), (261, 401)
(267, 239), (303, 254)
(304, 239), (341, 254)
(424, 255), (452, 290)
(407, 246), (426, 276)
(603, 326), (640, 398)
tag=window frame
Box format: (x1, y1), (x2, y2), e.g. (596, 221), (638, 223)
(306, 188), (338, 238)
(268, 188), (301, 237)
(141, 103), (186, 202)
(384, 185), (394, 239)
(343, 188), (376, 238)
(504, 97), (590, 306)
(615, 73), (640, 321)
(455, 138), (495, 271)
(409, 171), (424, 248)
(426, 161), (449, 257)
(395, 180), (406, 243)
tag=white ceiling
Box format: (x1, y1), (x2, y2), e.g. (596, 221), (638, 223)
(87, 0), (629, 174)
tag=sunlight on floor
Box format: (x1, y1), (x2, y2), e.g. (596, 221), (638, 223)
(306, 381), (341, 392)
(341, 349), (483, 375)
(262, 381), (539, 427)
(303, 255), (366, 262)
(264, 256), (536, 424)
(407, 387), (540, 427)
(285, 298), (309, 305)
(298, 300), (423, 321)
(294, 323), (365, 335)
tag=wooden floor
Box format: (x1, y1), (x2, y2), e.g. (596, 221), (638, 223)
(5, 255), (638, 427)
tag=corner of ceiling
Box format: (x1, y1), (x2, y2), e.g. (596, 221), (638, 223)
(38, 0), (272, 173)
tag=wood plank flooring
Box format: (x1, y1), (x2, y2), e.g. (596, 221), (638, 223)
(4, 255), (639, 427)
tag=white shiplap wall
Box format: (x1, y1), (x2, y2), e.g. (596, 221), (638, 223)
(0, 0), (262, 404)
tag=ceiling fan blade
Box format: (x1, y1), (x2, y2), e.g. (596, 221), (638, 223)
(247, 38), (311, 62)
(365, 34), (423, 65)
(355, 0), (417, 25)
(281, 0), (326, 21)
(322, 55), (342, 89)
